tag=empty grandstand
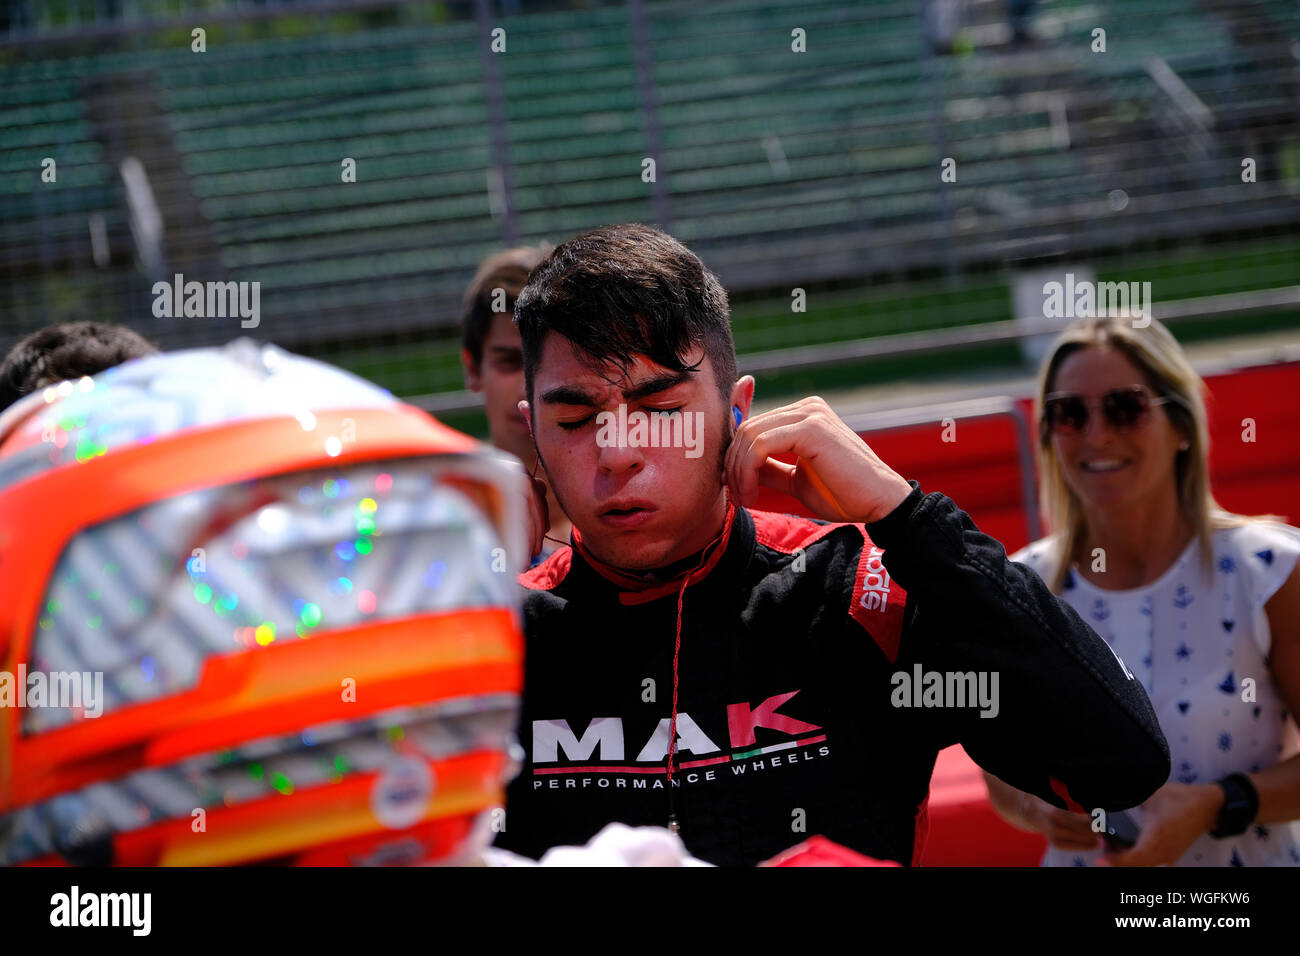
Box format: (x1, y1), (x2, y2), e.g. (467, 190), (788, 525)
(2, 0), (1297, 420)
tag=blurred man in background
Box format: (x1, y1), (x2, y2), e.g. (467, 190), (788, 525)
(459, 246), (572, 563)
(0, 321), (157, 413)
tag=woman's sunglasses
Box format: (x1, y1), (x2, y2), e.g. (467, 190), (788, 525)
(1042, 385), (1174, 434)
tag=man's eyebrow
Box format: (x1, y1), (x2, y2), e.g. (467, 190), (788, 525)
(540, 385), (598, 406)
(540, 371), (693, 407)
(622, 371), (693, 402)
(487, 345), (521, 355)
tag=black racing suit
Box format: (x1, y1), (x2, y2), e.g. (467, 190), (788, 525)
(492, 481), (1170, 865)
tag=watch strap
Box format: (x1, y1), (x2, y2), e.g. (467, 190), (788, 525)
(1210, 773), (1259, 839)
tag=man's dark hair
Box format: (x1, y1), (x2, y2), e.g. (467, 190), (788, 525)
(514, 224), (737, 407)
(460, 245), (550, 366)
(0, 322), (157, 412)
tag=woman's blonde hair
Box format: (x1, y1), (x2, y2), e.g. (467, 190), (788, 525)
(1033, 316), (1279, 593)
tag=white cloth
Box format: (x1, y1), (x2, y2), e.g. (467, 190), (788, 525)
(481, 823), (713, 867)
(1014, 521), (1300, 866)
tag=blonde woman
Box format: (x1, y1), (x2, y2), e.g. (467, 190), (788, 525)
(984, 316), (1300, 866)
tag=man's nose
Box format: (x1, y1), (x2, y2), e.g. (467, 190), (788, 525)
(595, 432), (644, 475)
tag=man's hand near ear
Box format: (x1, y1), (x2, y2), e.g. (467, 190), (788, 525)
(723, 396), (912, 524)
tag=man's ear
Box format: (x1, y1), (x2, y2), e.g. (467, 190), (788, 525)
(461, 348), (482, 393)
(518, 399), (533, 439)
(730, 375), (756, 422)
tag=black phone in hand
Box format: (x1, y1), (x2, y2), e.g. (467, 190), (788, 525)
(1102, 810), (1141, 851)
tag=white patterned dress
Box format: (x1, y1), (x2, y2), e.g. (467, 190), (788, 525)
(1013, 522), (1300, 866)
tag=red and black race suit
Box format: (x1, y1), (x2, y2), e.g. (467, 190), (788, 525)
(493, 481), (1170, 866)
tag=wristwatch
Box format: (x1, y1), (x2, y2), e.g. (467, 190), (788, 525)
(1210, 773), (1259, 838)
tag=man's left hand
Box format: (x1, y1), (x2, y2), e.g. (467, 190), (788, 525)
(723, 396), (913, 524)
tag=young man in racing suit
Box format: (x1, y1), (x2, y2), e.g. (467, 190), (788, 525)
(492, 223), (1170, 866)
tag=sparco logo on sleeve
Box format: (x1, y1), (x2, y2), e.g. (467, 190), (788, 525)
(859, 546), (891, 611)
(848, 539), (908, 664)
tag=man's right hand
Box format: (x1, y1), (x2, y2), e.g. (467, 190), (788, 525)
(1023, 793), (1101, 851)
(986, 771), (1101, 852)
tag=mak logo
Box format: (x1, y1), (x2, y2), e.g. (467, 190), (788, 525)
(533, 690), (820, 763)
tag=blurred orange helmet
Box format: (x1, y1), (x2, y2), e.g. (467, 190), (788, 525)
(0, 340), (527, 866)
